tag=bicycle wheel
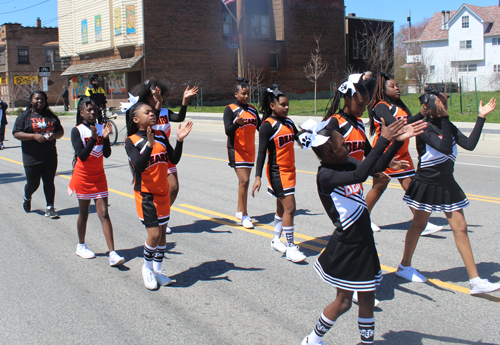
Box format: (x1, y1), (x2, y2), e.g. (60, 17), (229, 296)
(108, 119), (118, 146)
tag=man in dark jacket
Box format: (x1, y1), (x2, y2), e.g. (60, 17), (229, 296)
(0, 98), (7, 149)
(62, 86), (69, 111)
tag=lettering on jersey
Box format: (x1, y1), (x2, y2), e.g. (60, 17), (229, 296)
(157, 115), (169, 125)
(277, 133), (295, 148)
(343, 183), (363, 197)
(395, 114), (408, 123)
(346, 140), (366, 153)
(148, 152), (169, 167)
(240, 117), (257, 128)
(84, 136), (104, 145)
(30, 118), (55, 133)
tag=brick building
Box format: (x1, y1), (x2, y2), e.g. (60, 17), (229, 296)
(59, 0), (345, 107)
(345, 13), (394, 75)
(0, 20), (64, 107)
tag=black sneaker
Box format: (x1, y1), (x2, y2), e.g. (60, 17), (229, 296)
(45, 207), (59, 219)
(23, 197), (31, 213)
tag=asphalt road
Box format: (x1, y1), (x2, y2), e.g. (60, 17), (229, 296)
(0, 115), (499, 345)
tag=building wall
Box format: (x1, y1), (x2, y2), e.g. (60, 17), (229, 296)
(142, 0), (345, 104)
(448, 8), (485, 62)
(0, 23), (63, 107)
(58, 0), (144, 58)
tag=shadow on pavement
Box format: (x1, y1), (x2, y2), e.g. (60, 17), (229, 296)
(169, 259), (264, 288)
(171, 218), (233, 234)
(378, 330), (498, 344)
(0, 172), (25, 184)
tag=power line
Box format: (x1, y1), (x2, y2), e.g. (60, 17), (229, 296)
(0, 0), (51, 15)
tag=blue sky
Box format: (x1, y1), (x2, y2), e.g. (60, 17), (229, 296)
(0, 0), (498, 31)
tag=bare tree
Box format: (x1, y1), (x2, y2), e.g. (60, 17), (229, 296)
(304, 34), (329, 115)
(10, 74), (41, 108)
(362, 24), (394, 75)
(248, 63), (264, 106)
(404, 44), (433, 93)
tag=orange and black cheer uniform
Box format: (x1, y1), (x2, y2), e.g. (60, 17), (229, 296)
(125, 129), (183, 227)
(255, 115), (298, 197)
(68, 123), (111, 199)
(371, 100), (424, 178)
(224, 101), (261, 168)
(326, 111), (371, 162)
(153, 106), (187, 174)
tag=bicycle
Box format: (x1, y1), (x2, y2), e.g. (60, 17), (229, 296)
(99, 106), (119, 146)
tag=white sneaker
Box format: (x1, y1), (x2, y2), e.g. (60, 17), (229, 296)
(286, 245), (306, 263)
(371, 222), (381, 232)
(396, 264), (427, 283)
(241, 215), (253, 229)
(154, 271), (173, 286)
(109, 251), (125, 266)
(421, 222), (443, 236)
(142, 265), (158, 290)
(352, 291), (380, 307)
(235, 211), (242, 220)
(166, 226), (172, 234)
(76, 243), (96, 259)
(301, 335), (324, 345)
(271, 239), (287, 253)
(469, 278), (500, 295)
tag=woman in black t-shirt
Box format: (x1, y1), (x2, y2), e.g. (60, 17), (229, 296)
(13, 91), (64, 218)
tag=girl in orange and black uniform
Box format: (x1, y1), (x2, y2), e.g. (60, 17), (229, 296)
(130, 78), (198, 234)
(224, 78), (261, 229)
(125, 101), (193, 290)
(366, 73), (442, 234)
(13, 91), (64, 218)
(252, 85), (306, 263)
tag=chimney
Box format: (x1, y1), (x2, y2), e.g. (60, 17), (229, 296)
(446, 11), (451, 24)
(347, 13), (356, 17)
(36, 17), (41, 28)
(441, 10), (445, 30)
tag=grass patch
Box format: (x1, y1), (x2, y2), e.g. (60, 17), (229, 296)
(171, 91), (500, 122)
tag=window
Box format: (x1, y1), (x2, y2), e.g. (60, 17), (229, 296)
(493, 38), (500, 45)
(468, 64), (477, 72)
(18, 49), (29, 64)
(458, 64), (467, 72)
(270, 52), (278, 70)
(362, 27), (367, 35)
(459, 40), (472, 49)
(459, 64), (477, 72)
(380, 42), (385, 55)
(0, 47), (5, 65)
(494, 65), (500, 72)
(45, 49), (61, 63)
(462, 15), (469, 28)
(430, 65), (436, 74)
(222, 12), (232, 36)
(251, 14), (269, 37)
(353, 39), (359, 59)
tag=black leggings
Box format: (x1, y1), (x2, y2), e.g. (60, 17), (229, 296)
(24, 154), (58, 206)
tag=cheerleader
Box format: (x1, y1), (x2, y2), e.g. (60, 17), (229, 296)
(224, 77), (261, 229)
(251, 84), (305, 263)
(299, 116), (425, 345)
(124, 100), (193, 290)
(366, 73), (442, 235)
(130, 78), (198, 234)
(68, 97), (124, 266)
(397, 87), (500, 295)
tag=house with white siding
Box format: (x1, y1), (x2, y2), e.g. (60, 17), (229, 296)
(403, 3), (500, 92)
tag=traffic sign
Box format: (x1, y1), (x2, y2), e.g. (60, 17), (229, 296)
(38, 66), (51, 77)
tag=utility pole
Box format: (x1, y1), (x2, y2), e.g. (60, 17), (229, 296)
(237, 0), (247, 78)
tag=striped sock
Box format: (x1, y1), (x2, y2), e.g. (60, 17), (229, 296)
(153, 245), (166, 272)
(358, 317), (375, 344)
(282, 225), (295, 247)
(309, 312), (335, 343)
(143, 242), (157, 270)
(273, 215), (283, 240)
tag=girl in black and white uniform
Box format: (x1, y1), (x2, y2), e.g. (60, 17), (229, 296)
(299, 117), (425, 345)
(397, 87), (500, 295)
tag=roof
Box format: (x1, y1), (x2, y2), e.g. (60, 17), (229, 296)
(400, 62), (422, 69)
(43, 41), (59, 46)
(404, 4), (500, 43)
(61, 55), (143, 76)
(345, 16), (394, 23)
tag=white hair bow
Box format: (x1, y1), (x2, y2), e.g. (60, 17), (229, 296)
(338, 74), (363, 96)
(298, 119), (330, 149)
(120, 93), (139, 112)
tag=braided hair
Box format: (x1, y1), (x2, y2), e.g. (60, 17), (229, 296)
(125, 102), (148, 137)
(233, 77), (250, 93)
(259, 84), (284, 121)
(323, 81), (369, 121)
